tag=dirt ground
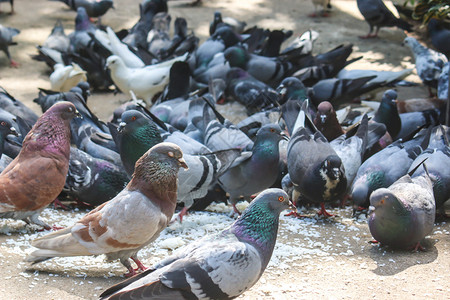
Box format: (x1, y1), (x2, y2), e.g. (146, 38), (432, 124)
(0, 0), (449, 299)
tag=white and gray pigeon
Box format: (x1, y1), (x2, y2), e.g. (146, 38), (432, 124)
(403, 36), (448, 93)
(26, 143), (188, 277)
(356, 0), (412, 38)
(330, 114), (369, 189)
(99, 188), (292, 300)
(106, 27), (145, 68)
(43, 20), (70, 53)
(368, 163), (435, 251)
(0, 24), (20, 67)
(50, 0), (114, 18)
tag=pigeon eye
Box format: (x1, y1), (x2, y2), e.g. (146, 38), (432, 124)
(131, 116), (136, 121)
(167, 151), (174, 157)
(278, 196), (284, 202)
(0, 121), (6, 126)
(380, 199), (385, 204)
(68, 107), (73, 112)
(270, 128), (275, 133)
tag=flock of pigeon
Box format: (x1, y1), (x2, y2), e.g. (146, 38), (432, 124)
(0, 0), (449, 299)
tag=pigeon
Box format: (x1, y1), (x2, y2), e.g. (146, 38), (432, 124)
(314, 101), (344, 142)
(309, 0), (331, 17)
(147, 12), (172, 58)
(62, 147), (129, 207)
(351, 128), (429, 213)
(218, 124), (287, 214)
(68, 7), (97, 54)
(0, 0), (13, 14)
(0, 24), (20, 68)
(356, 0), (412, 38)
(99, 188), (292, 300)
(368, 162), (435, 251)
(408, 125), (450, 211)
(105, 54), (187, 104)
(27, 142), (188, 276)
(0, 102), (80, 230)
(121, 0), (168, 49)
(50, 0), (114, 18)
(286, 101), (347, 216)
(42, 20), (70, 53)
(403, 36), (447, 93)
(330, 114), (369, 189)
(397, 109), (440, 141)
(50, 63), (88, 92)
(373, 89), (401, 140)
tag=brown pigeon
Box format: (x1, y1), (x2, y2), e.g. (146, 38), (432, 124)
(27, 142), (188, 277)
(0, 101), (79, 230)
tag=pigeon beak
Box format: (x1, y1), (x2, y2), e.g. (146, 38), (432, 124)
(9, 127), (20, 137)
(178, 157), (188, 169)
(117, 122), (126, 133)
(320, 114), (327, 123)
(368, 205), (376, 214)
(75, 110), (82, 119)
(277, 86), (286, 97)
(332, 168), (340, 179)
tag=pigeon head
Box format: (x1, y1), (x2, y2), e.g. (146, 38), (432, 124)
(47, 101), (81, 121)
(174, 17), (188, 37)
(351, 179), (370, 209)
(132, 142), (188, 179)
(276, 77), (307, 102)
(316, 101), (335, 124)
(0, 117), (19, 138)
(321, 155), (345, 181)
(75, 7), (91, 31)
(118, 110), (155, 133)
(224, 46), (248, 69)
(381, 89), (398, 108)
(369, 188), (405, 215)
(255, 124), (288, 141)
(105, 55), (123, 70)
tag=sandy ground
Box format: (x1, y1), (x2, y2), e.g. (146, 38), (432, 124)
(0, 0), (449, 299)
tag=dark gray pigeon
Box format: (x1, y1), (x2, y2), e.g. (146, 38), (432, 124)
(368, 163), (435, 251)
(99, 188), (292, 300)
(0, 24), (20, 68)
(43, 20), (70, 53)
(218, 124), (287, 214)
(356, 0), (412, 38)
(286, 101), (347, 217)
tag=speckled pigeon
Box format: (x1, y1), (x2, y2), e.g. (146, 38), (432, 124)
(99, 188), (292, 299)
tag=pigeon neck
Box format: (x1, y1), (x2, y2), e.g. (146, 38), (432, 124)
(231, 204), (279, 270)
(22, 115), (71, 159)
(127, 161), (178, 218)
(121, 125), (162, 168)
(253, 136), (280, 162)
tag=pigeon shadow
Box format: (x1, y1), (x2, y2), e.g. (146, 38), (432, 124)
(368, 237), (438, 276)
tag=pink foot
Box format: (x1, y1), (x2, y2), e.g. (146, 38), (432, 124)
(317, 203), (334, 217)
(412, 242), (425, 252)
(52, 199), (69, 210)
(285, 211), (306, 218)
(131, 257), (148, 272)
(9, 60), (19, 68)
(124, 267), (137, 278)
(177, 206), (189, 223)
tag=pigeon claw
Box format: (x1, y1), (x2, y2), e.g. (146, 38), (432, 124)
(284, 211), (306, 218)
(9, 60), (19, 68)
(317, 203), (334, 217)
